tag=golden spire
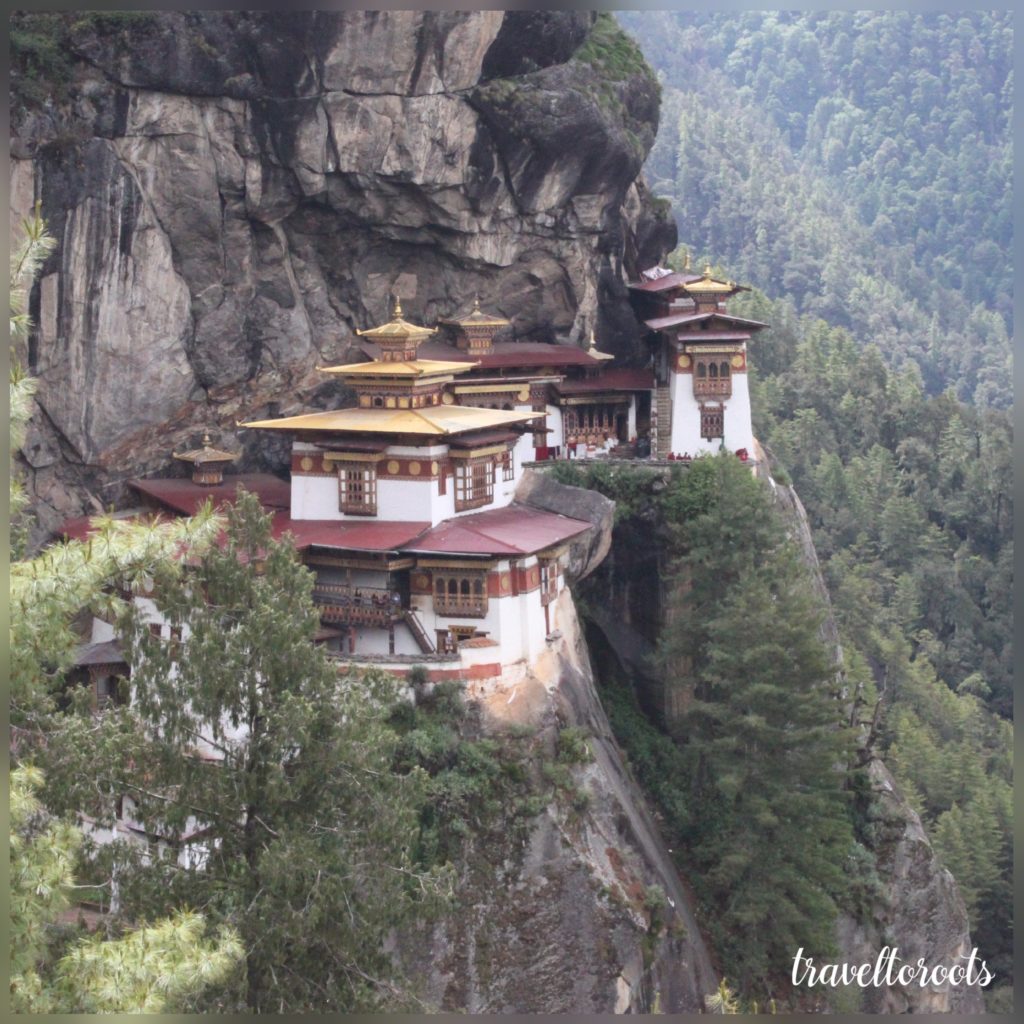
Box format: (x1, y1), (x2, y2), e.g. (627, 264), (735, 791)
(684, 250), (692, 271)
(704, 263), (712, 276)
(393, 294), (403, 318)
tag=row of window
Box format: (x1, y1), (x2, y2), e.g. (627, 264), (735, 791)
(337, 452), (512, 515)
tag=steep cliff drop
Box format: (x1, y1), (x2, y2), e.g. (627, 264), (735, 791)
(393, 474), (718, 1012)
(10, 11), (674, 543)
(756, 444), (985, 1014)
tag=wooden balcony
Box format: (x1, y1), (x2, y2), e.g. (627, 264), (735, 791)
(312, 583), (403, 627)
(692, 377), (732, 398)
(433, 595), (488, 618)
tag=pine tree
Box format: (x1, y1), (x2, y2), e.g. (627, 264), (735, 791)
(41, 492), (453, 1012)
(660, 455), (853, 997)
(10, 768), (242, 1013)
(9, 208), (242, 1013)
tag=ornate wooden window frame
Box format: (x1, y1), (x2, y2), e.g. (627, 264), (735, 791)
(454, 457), (495, 511)
(700, 403), (725, 439)
(338, 463), (378, 516)
(432, 570), (489, 617)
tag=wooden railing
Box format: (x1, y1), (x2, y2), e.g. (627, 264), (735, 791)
(433, 594), (488, 618)
(692, 378), (732, 398)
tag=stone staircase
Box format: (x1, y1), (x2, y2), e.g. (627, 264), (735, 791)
(654, 385), (672, 458)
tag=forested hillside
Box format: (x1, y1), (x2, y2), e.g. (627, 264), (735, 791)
(615, 10), (1013, 1010)
(619, 10), (1012, 408)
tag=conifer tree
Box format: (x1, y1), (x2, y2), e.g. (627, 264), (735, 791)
(660, 455), (854, 997)
(41, 492), (453, 1012)
(9, 207), (241, 1014)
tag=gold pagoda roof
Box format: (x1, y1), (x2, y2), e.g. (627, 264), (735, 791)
(241, 404), (538, 438)
(355, 297), (437, 344)
(172, 433), (238, 464)
(318, 358), (478, 378)
(682, 264), (738, 294)
(438, 296), (511, 330)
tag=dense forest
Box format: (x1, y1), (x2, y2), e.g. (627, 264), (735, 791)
(620, 10), (1012, 408)
(613, 9), (1013, 1010)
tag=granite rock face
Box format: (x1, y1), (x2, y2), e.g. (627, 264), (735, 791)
(396, 593), (718, 1012)
(10, 11), (674, 542)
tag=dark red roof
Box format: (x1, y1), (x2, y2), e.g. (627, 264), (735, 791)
(59, 510), (143, 542)
(557, 368), (654, 394)
(628, 271), (700, 293)
(130, 473), (291, 516)
(643, 311), (768, 332)
(403, 504), (590, 557)
(271, 514), (430, 553)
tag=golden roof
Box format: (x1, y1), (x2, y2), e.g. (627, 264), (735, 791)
(173, 432), (238, 464)
(585, 328), (615, 362)
(241, 404), (538, 438)
(355, 296), (437, 343)
(438, 296), (511, 330)
(318, 358), (477, 378)
(682, 265), (737, 294)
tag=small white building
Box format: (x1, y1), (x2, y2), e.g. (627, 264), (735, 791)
(629, 262), (764, 461)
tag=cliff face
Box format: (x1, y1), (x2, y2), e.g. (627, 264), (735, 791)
(10, 11), (675, 541)
(400, 592), (718, 1013)
(576, 455), (984, 1013)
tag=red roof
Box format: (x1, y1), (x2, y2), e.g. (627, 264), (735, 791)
(557, 368), (654, 394)
(130, 473), (291, 516)
(403, 504), (590, 557)
(643, 311), (767, 332)
(271, 514), (430, 553)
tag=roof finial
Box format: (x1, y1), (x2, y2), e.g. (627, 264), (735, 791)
(684, 250), (692, 271)
(201, 431), (212, 447)
(473, 294), (481, 313)
(704, 263), (713, 277)
(393, 294), (403, 319)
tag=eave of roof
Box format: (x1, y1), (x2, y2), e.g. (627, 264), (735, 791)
(403, 504), (590, 557)
(240, 405), (539, 437)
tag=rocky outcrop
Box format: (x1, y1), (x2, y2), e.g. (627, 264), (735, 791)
(10, 11), (674, 543)
(398, 591), (717, 1012)
(515, 468), (615, 583)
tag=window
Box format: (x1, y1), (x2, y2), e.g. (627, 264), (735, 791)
(500, 446), (514, 482)
(454, 458), (494, 511)
(538, 558), (559, 606)
(432, 571), (488, 617)
(338, 463), (377, 515)
(693, 358), (732, 397)
(700, 405), (724, 439)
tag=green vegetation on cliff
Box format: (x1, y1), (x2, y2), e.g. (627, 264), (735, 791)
(564, 456), (856, 1001)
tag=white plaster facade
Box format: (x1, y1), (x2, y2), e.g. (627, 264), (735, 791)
(668, 367), (754, 457)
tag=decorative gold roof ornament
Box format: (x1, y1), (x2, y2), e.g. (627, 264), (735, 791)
(355, 294), (438, 362)
(683, 251), (692, 271)
(438, 295), (511, 330)
(682, 265), (738, 294)
(173, 432), (238, 465)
